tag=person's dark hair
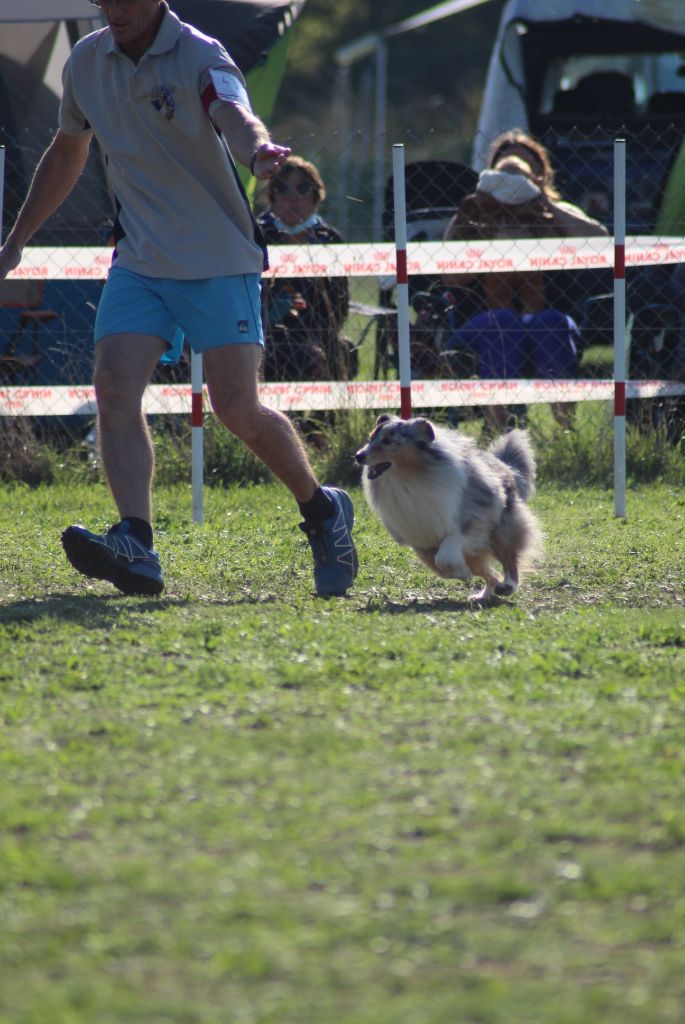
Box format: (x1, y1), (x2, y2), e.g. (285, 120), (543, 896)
(486, 129), (561, 201)
(267, 155), (326, 205)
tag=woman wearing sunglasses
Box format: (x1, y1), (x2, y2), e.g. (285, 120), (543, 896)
(257, 157), (353, 387)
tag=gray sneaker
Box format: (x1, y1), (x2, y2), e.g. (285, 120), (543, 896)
(62, 523), (164, 596)
(299, 486), (358, 596)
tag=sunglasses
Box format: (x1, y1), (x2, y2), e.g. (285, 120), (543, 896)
(271, 180), (317, 198)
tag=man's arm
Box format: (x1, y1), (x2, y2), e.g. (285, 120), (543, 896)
(210, 101), (290, 180)
(0, 130), (91, 278)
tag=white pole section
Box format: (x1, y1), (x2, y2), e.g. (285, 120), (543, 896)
(191, 350), (204, 525)
(392, 143), (412, 418)
(613, 139), (627, 519)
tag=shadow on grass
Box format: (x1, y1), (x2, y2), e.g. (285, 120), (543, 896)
(0, 588), (509, 626)
(0, 593), (191, 628)
(0, 588), (288, 627)
(357, 595), (505, 615)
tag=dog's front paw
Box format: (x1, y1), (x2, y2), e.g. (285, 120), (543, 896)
(434, 537), (471, 580)
(435, 553), (471, 580)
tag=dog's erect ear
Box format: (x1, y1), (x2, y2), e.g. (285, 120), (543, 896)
(413, 418), (436, 442)
(376, 414), (392, 426)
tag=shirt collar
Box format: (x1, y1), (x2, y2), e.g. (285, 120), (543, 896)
(103, 2), (182, 58)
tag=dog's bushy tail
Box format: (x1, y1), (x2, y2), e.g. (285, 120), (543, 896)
(489, 429), (537, 502)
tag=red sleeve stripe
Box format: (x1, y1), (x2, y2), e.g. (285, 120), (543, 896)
(201, 82), (218, 114)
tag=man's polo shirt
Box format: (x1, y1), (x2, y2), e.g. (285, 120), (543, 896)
(59, 4), (265, 279)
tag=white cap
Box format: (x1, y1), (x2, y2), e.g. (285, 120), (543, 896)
(476, 169), (541, 205)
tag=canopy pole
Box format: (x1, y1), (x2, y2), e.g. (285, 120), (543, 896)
(0, 145), (5, 244)
(373, 38), (387, 242)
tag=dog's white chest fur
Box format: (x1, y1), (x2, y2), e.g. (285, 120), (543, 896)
(363, 466), (467, 548)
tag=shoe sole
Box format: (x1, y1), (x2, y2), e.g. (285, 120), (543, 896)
(61, 527), (164, 597)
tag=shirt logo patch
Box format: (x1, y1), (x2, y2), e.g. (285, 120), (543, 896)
(238, 320), (249, 333)
(151, 85), (176, 121)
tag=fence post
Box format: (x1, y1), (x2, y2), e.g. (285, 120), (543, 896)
(392, 143), (412, 418)
(191, 350), (204, 525)
(613, 138), (627, 519)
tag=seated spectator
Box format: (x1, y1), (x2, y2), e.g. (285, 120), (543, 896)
(257, 156), (353, 383)
(443, 130), (608, 429)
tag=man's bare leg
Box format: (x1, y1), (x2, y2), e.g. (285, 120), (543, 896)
(203, 343), (319, 503)
(93, 333), (166, 522)
(204, 343), (357, 596)
(61, 333), (167, 595)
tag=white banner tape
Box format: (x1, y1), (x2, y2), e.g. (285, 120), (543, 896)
(8, 237), (685, 280)
(1, 379), (683, 416)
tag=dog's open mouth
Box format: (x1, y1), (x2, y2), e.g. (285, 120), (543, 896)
(367, 461), (391, 480)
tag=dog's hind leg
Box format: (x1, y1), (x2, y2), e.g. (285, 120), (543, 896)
(494, 557), (519, 597)
(491, 505), (534, 597)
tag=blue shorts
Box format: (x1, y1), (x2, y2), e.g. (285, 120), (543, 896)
(94, 265), (264, 364)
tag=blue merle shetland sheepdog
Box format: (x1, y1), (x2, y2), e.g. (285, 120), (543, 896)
(355, 415), (542, 601)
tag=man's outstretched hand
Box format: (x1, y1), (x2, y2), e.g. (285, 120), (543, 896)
(252, 143), (291, 180)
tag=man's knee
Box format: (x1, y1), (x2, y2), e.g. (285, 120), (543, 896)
(94, 362), (136, 412)
(213, 393), (262, 440)
(94, 342), (155, 411)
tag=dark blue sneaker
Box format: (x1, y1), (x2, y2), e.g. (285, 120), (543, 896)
(299, 486), (358, 596)
(61, 523), (164, 596)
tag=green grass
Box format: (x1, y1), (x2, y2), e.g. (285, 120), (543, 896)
(1, 481), (684, 1024)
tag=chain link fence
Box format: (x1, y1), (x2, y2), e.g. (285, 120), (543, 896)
(1, 120), (684, 485)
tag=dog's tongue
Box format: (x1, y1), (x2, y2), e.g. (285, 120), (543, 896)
(368, 462), (391, 480)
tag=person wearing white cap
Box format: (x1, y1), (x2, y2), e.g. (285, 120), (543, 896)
(443, 130), (607, 430)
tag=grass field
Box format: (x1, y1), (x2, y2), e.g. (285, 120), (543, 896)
(1, 479), (684, 1024)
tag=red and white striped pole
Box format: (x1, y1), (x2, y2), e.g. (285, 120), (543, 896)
(392, 143), (412, 418)
(613, 139), (627, 519)
(191, 349), (204, 524)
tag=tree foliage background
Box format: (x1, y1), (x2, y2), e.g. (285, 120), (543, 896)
(272, 0), (508, 162)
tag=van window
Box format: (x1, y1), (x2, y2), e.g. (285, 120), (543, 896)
(540, 51), (685, 117)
